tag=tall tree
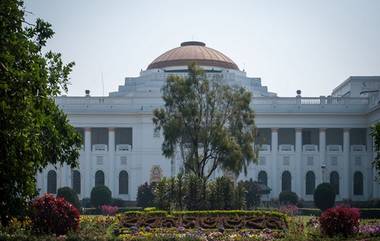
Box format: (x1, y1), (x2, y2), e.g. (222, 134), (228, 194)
(153, 63), (257, 182)
(371, 122), (380, 177)
(0, 0), (81, 224)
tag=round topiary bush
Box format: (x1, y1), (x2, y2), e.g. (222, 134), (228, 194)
(57, 186), (80, 209)
(279, 191), (298, 205)
(314, 183), (336, 211)
(90, 185), (112, 208)
(30, 193), (80, 235)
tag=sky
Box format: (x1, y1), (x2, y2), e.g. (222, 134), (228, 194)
(24, 0), (380, 97)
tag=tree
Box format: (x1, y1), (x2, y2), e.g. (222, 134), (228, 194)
(371, 123), (380, 177)
(0, 0), (82, 225)
(239, 179), (266, 209)
(136, 182), (155, 208)
(153, 63), (257, 183)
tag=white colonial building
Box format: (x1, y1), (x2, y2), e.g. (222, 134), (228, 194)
(36, 41), (380, 202)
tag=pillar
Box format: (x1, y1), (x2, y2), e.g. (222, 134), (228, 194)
(108, 128), (115, 196)
(84, 128), (91, 197)
(343, 128), (351, 199)
(271, 128), (278, 198)
(319, 128), (326, 183)
(295, 128), (302, 197)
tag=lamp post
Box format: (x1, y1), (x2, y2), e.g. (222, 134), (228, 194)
(321, 163), (326, 183)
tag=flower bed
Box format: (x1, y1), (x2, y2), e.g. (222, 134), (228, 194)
(114, 210), (287, 236)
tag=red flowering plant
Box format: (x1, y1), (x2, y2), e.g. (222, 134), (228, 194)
(100, 205), (118, 216)
(319, 205), (360, 237)
(30, 193), (80, 235)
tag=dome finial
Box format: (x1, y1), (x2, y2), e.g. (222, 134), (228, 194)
(181, 41), (206, 47)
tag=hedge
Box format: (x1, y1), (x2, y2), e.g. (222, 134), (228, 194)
(81, 207), (142, 215)
(115, 210), (288, 234)
(297, 208), (380, 219)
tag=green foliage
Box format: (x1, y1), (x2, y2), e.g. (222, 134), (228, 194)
(233, 182), (247, 210)
(239, 179), (266, 209)
(207, 177), (234, 210)
(153, 63), (257, 181)
(314, 183), (336, 211)
(371, 122), (380, 178)
(174, 171), (185, 210)
(0, 0), (81, 225)
(153, 177), (171, 211)
(57, 187), (80, 209)
(90, 185), (112, 208)
(184, 174), (205, 210)
(279, 191), (299, 205)
(136, 182), (155, 208)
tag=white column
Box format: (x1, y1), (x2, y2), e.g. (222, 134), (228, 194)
(319, 128), (326, 183)
(61, 164), (67, 188)
(108, 128), (115, 196)
(343, 128), (351, 199)
(271, 128), (278, 198)
(295, 128), (302, 197)
(84, 128), (91, 198)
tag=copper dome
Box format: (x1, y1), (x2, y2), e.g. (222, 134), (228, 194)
(147, 41), (239, 70)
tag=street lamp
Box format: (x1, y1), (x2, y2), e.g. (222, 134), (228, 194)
(321, 163), (326, 183)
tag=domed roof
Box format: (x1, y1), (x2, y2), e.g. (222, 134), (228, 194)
(147, 41), (239, 70)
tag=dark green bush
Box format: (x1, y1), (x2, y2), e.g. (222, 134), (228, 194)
(314, 183), (336, 211)
(57, 186), (80, 209)
(279, 191), (298, 205)
(137, 182), (155, 208)
(90, 185), (112, 208)
(239, 179), (266, 209)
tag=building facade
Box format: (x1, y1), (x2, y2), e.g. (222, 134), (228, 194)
(36, 41), (380, 202)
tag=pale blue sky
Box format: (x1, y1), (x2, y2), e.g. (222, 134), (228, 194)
(25, 0), (380, 97)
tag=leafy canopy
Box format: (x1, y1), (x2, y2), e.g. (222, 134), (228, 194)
(153, 63), (257, 180)
(0, 0), (81, 224)
(371, 122), (380, 178)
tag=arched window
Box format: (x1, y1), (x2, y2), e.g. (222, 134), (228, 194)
(95, 170), (105, 187)
(282, 171), (291, 192)
(119, 170), (129, 194)
(72, 170), (81, 194)
(305, 171), (315, 195)
(258, 171), (268, 186)
(354, 171), (363, 195)
(330, 171), (339, 195)
(47, 170), (57, 194)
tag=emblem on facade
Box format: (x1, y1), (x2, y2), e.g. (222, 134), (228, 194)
(150, 165), (162, 183)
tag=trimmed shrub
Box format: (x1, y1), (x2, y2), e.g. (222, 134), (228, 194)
(319, 206), (360, 236)
(279, 191), (298, 205)
(137, 182), (155, 208)
(314, 183), (336, 211)
(90, 185), (112, 208)
(116, 210), (288, 231)
(57, 186), (80, 209)
(30, 193), (80, 235)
